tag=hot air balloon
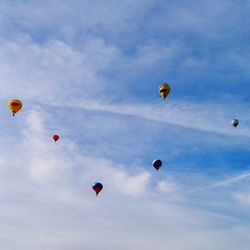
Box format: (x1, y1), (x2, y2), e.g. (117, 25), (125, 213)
(159, 83), (170, 100)
(152, 159), (162, 171)
(53, 135), (60, 142)
(92, 182), (103, 196)
(231, 119), (239, 128)
(8, 99), (22, 116)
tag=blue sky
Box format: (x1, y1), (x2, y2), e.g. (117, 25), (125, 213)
(0, 0), (249, 249)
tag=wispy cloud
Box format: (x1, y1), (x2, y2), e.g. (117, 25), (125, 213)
(64, 99), (250, 138)
(190, 171), (250, 193)
(0, 0), (249, 249)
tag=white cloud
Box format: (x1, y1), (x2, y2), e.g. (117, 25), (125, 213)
(0, 102), (248, 250)
(0, 40), (106, 101)
(0, 1), (249, 249)
(0, 37), (186, 103)
(157, 180), (178, 194)
(0, 104), (247, 249)
(112, 170), (151, 196)
(234, 192), (250, 205)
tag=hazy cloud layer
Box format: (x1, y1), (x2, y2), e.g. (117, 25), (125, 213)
(0, 1), (249, 249)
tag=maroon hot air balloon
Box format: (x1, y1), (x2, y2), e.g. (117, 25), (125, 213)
(53, 135), (60, 142)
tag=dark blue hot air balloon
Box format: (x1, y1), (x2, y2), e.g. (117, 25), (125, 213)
(152, 159), (162, 171)
(231, 119), (239, 128)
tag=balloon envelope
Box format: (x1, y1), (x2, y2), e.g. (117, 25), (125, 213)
(92, 182), (103, 196)
(159, 83), (170, 100)
(8, 99), (22, 116)
(53, 135), (60, 142)
(152, 159), (162, 171)
(231, 119), (239, 127)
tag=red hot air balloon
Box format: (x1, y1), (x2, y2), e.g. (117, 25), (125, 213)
(53, 135), (60, 142)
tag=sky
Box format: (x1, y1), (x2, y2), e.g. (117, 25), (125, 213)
(0, 0), (249, 249)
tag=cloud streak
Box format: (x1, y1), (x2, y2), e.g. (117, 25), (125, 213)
(0, 0), (249, 249)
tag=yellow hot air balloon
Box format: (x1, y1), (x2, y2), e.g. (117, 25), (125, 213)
(159, 83), (170, 100)
(8, 99), (23, 116)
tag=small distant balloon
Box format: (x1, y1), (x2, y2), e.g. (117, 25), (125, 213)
(231, 119), (239, 128)
(8, 99), (22, 116)
(152, 159), (162, 171)
(92, 182), (103, 196)
(159, 83), (170, 100)
(53, 135), (60, 142)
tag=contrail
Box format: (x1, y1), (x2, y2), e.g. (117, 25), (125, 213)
(190, 172), (250, 193)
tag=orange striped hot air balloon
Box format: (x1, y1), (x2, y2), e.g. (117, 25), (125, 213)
(92, 182), (103, 196)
